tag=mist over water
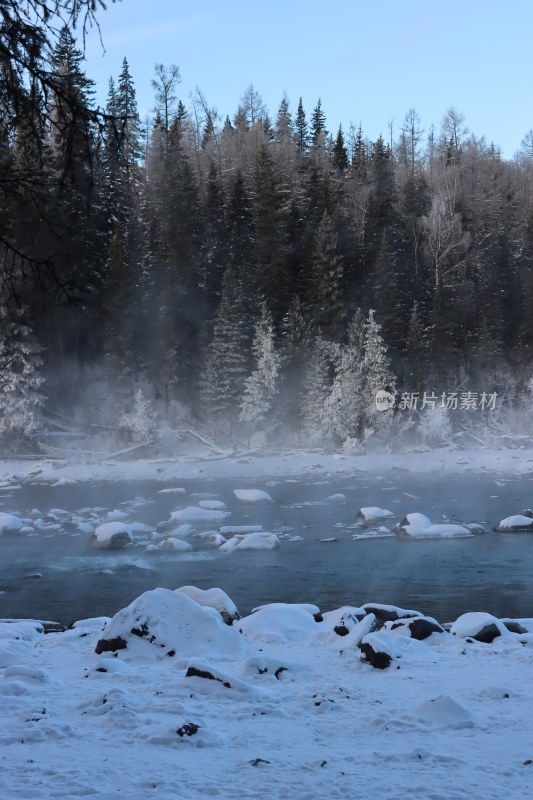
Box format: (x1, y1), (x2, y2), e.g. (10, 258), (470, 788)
(1, 471), (533, 624)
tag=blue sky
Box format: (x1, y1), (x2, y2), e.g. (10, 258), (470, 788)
(79, 0), (533, 158)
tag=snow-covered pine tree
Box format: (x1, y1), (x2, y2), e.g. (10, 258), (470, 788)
(324, 310), (365, 444)
(240, 302), (281, 430)
(360, 309), (396, 439)
(0, 304), (45, 444)
(201, 263), (253, 435)
(302, 333), (337, 442)
(278, 295), (313, 434)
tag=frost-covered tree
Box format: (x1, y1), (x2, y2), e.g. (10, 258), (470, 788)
(201, 263), (253, 434)
(302, 334), (336, 441)
(360, 309), (396, 438)
(240, 302), (280, 429)
(324, 310), (365, 443)
(0, 305), (45, 443)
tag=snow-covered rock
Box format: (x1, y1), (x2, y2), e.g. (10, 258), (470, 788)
(193, 531), (227, 548)
(450, 612), (512, 643)
(198, 500), (226, 510)
(95, 588), (251, 660)
(219, 531), (279, 552)
(237, 603), (319, 643)
(170, 506), (231, 523)
(160, 537), (193, 552)
(174, 586), (240, 624)
(355, 506), (395, 522)
(396, 512), (432, 530)
(395, 513), (472, 538)
(0, 513), (24, 534)
(495, 514), (533, 532)
(90, 522), (133, 550)
(233, 489), (273, 503)
(219, 525), (263, 535)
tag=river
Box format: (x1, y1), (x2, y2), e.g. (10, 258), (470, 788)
(1, 470), (533, 624)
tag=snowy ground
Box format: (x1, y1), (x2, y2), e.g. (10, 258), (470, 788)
(1, 447), (533, 799)
(1, 590), (533, 800)
(2, 445), (533, 486)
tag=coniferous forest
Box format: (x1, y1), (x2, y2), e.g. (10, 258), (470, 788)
(3, 1), (533, 454)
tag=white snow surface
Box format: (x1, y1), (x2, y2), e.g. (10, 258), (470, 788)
(174, 586), (238, 618)
(169, 506), (231, 523)
(233, 488), (273, 502)
(0, 589), (532, 799)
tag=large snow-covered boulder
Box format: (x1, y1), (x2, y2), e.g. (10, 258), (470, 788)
(233, 489), (273, 503)
(219, 531), (279, 552)
(95, 588), (250, 660)
(396, 512), (473, 538)
(0, 513), (24, 535)
(450, 612), (512, 643)
(174, 586), (240, 624)
(90, 522), (133, 550)
(355, 507), (395, 523)
(494, 514), (533, 532)
(237, 602), (319, 644)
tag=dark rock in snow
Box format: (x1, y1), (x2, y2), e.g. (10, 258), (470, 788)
(185, 665), (231, 688)
(176, 723), (200, 737)
(502, 620), (528, 635)
(95, 635), (128, 654)
(390, 617), (445, 640)
(472, 624), (501, 644)
(362, 604), (421, 626)
(359, 641), (392, 669)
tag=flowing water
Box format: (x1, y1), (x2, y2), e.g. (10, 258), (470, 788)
(1, 469), (533, 624)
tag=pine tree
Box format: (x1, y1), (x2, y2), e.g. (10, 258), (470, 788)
(240, 302), (281, 429)
(322, 310), (365, 444)
(310, 99), (328, 147)
(307, 211), (345, 338)
(116, 58), (143, 175)
(332, 125), (349, 171)
(302, 334), (337, 441)
(360, 310), (396, 438)
(295, 98), (308, 155)
(275, 95), (293, 144)
(278, 295), (313, 433)
(201, 263), (253, 435)
(0, 303), (45, 444)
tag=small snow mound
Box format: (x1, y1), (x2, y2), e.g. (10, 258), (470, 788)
(0, 514), (24, 534)
(170, 506), (231, 523)
(397, 512), (433, 529)
(356, 506), (395, 522)
(219, 531), (279, 552)
(160, 537), (193, 552)
(233, 489), (273, 503)
(90, 522), (133, 550)
(95, 588), (250, 661)
(416, 695), (480, 728)
(198, 500), (226, 510)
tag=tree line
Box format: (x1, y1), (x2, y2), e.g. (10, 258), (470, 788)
(2, 3), (533, 450)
